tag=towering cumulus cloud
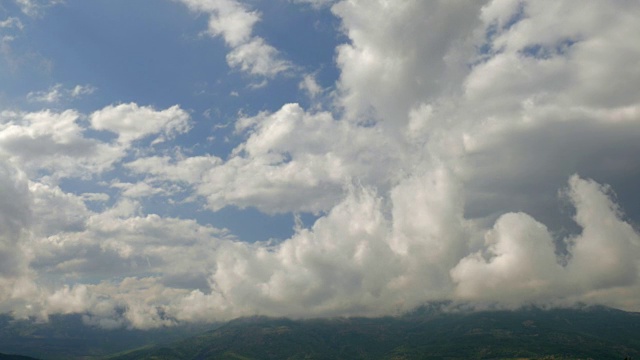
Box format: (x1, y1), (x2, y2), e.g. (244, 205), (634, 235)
(1, 0), (640, 328)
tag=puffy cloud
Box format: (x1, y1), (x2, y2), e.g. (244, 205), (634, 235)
(232, 105), (399, 205)
(466, 0), (640, 111)
(30, 173), (638, 327)
(6, 158), (640, 328)
(453, 0), (640, 229)
(180, 0), (258, 47)
(0, 162), (31, 276)
(564, 176), (640, 290)
(164, 0), (640, 319)
(226, 38), (291, 77)
(2, 0), (640, 329)
(31, 213), (226, 282)
(451, 176), (640, 307)
(179, 0), (291, 77)
(29, 181), (90, 236)
(90, 103), (190, 145)
(0, 109), (124, 178)
(332, 0), (483, 124)
(125, 155), (221, 184)
(0, 103), (191, 180)
(0, 161), (37, 318)
(451, 212), (566, 304)
(128, 103), (405, 213)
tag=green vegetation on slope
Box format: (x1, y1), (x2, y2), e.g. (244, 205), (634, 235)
(109, 306), (640, 360)
(0, 353), (40, 360)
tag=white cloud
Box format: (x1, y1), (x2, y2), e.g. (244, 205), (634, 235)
(226, 38), (291, 77)
(0, 162), (31, 275)
(29, 181), (91, 236)
(111, 181), (167, 199)
(299, 74), (323, 98)
(292, 0), (335, 9)
(0, 17), (24, 30)
(89, 103), (191, 145)
(184, 0), (259, 47)
(451, 176), (640, 307)
(0, 109), (125, 179)
(564, 176), (640, 290)
(14, 0), (64, 17)
(27, 83), (96, 103)
(451, 212), (567, 304)
(332, 0), (482, 124)
(179, 0), (291, 77)
(0, 162), (38, 318)
(2, 0), (640, 329)
(125, 154), (221, 190)
(29, 173), (638, 327)
(0, 103), (191, 180)
(128, 103), (404, 214)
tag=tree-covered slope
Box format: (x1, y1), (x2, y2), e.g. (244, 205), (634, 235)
(0, 354), (39, 360)
(109, 306), (640, 360)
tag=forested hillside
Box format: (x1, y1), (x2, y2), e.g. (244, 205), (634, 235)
(109, 306), (640, 360)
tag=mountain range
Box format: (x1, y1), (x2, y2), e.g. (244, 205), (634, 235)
(2, 305), (639, 359)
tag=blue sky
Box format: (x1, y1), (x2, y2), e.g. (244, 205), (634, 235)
(2, 0), (640, 329)
(2, 0), (341, 241)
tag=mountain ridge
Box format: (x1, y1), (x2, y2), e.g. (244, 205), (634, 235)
(2, 305), (639, 359)
(107, 305), (640, 360)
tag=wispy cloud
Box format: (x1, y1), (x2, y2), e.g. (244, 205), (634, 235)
(0, 17), (24, 30)
(27, 84), (96, 103)
(14, 0), (64, 17)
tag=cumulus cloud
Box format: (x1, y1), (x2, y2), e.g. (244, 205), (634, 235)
(90, 103), (190, 145)
(0, 162), (38, 318)
(128, 103), (404, 213)
(2, 0), (640, 329)
(0, 103), (191, 180)
(226, 38), (291, 77)
(16, 171), (640, 328)
(332, 0), (482, 124)
(179, 0), (291, 77)
(0, 162), (31, 275)
(0, 109), (124, 178)
(452, 176), (640, 306)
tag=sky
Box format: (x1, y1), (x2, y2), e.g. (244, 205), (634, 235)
(1, 0), (640, 329)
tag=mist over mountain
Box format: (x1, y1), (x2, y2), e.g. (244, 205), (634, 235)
(0, 314), (214, 360)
